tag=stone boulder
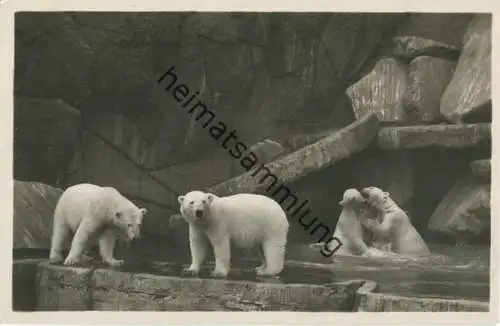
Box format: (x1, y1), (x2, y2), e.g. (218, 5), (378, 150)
(470, 159), (490, 179)
(13, 180), (63, 249)
(403, 56), (456, 123)
(376, 123), (491, 150)
(14, 98), (81, 186)
(440, 15), (492, 123)
(346, 58), (409, 123)
(427, 172), (490, 245)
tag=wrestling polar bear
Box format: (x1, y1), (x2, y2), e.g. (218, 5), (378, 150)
(359, 186), (430, 256)
(49, 183), (148, 266)
(331, 188), (389, 258)
(178, 190), (289, 278)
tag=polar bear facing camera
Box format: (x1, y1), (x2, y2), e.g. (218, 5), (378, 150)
(178, 190), (289, 278)
(49, 183), (148, 266)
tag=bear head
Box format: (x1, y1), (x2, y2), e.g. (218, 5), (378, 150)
(178, 190), (216, 224)
(339, 188), (365, 207)
(111, 206), (148, 241)
(360, 186), (390, 208)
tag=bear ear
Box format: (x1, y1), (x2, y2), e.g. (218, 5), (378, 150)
(177, 195), (185, 205)
(139, 208), (148, 216)
(206, 193), (215, 203)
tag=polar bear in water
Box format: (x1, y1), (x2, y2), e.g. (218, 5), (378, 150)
(359, 186), (430, 256)
(331, 188), (390, 258)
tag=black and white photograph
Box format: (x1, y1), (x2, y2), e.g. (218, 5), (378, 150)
(2, 0), (497, 323)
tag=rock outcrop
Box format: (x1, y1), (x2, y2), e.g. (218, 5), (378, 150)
(440, 15), (492, 123)
(428, 172), (490, 245)
(470, 159), (490, 179)
(13, 180), (63, 249)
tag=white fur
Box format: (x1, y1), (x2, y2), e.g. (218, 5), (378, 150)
(178, 191), (289, 277)
(49, 183), (147, 266)
(359, 186), (430, 256)
(332, 189), (372, 256)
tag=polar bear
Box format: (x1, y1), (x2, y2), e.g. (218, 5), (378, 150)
(359, 186), (430, 256)
(331, 188), (388, 257)
(49, 183), (148, 266)
(178, 190), (289, 278)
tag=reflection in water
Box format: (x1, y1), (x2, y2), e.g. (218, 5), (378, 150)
(290, 242), (490, 302)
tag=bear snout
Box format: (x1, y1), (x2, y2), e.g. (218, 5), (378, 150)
(360, 189), (370, 199)
(195, 209), (204, 218)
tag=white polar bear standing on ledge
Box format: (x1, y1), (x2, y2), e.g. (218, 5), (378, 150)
(178, 190), (289, 278)
(49, 183), (148, 266)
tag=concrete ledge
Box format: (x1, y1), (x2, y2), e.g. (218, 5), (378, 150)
(36, 261), (365, 311)
(13, 258), (47, 311)
(36, 262), (95, 311)
(354, 280), (489, 312)
(376, 123), (491, 150)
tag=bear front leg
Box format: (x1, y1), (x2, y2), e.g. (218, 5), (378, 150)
(64, 216), (100, 266)
(98, 228), (123, 267)
(49, 220), (70, 264)
(207, 233), (230, 278)
(183, 226), (208, 275)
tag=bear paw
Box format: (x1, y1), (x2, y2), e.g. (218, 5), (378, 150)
(105, 259), (124, 267)
(182, 266), (201, 276)
(210, 268), (229, 278)
(63, 255), (82, 266)
(255, 264), (266, 274)
(256, 268), (280, 277)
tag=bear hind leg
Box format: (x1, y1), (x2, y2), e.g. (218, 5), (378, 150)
(258, 239), (286, 277)
(98, 228), (122, 267)
(64, 216), (100, 266)
(255, 245), (267, 274)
